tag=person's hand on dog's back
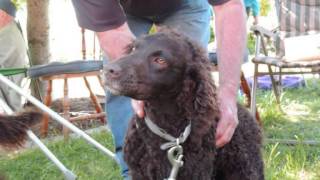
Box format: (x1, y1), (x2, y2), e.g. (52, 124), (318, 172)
(215, 93), (239, 148)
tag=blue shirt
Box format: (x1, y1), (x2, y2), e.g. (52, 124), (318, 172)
(244, 0), (260, 17)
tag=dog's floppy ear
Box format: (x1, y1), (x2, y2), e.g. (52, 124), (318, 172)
(181, 38), (219, 116)
(164, 29), (219, 120)
(176, 37), (220, 147)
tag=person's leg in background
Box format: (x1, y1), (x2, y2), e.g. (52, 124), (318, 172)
(246, 7), (251, 17)
(104, 15), (153, 179)
(0, 21), (27, 111)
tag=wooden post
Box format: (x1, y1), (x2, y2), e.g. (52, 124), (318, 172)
(27, 0), (50, 99)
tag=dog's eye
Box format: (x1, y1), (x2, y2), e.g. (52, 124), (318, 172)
(154, 57), (167, 65)
(128, 46), (136, 53)
(125, 44), (136, 54)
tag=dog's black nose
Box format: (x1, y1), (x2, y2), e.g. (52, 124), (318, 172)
(105, 63), (122, 79)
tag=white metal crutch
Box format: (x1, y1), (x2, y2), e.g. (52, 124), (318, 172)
(0, 98), (77, 180)
(0, 74), (115, 161)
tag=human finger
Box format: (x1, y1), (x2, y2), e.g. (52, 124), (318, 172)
(131, 99), (145, 118)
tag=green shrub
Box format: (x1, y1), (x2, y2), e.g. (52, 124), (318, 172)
(12, 0), (26, 9)
(260, 0), (271, 16)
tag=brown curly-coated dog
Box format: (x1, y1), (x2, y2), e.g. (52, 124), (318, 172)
(104, 30), (264, 180)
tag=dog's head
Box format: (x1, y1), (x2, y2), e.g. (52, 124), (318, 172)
(104, 30), (214, 102)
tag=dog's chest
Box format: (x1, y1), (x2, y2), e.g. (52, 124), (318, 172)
(137, 126), (216, 179)
(125, 113), (216, 179)
(137, 140), (216, 179)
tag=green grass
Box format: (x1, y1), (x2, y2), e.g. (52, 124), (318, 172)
(0, 131), (121, 180)
(258, 79), (320, 180)
(0, 79), (319, 180)
(257, 80), (320, 141)
(264, 143), (320, 180)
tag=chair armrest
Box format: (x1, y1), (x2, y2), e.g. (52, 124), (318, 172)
(250, 25), (278, 39)
(27, 60), (103, 78)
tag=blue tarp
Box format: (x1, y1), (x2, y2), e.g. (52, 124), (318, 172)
(247, 75), (306, 90)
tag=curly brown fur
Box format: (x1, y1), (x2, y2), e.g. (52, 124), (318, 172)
(105, 29), (264, 180)
(0, 108), (42, 149)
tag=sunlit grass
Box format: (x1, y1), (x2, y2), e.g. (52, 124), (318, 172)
(260, 78), (320, 180)
(264, 143), (320, 180)
(256, 79), (320, 142)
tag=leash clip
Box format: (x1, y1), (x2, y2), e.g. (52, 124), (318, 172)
(166, 145), (184, 180)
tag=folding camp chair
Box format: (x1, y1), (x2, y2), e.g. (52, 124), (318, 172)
(250, 0), (320, 117)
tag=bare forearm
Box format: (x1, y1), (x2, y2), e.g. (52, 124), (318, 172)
(96, 22), (135, 60)
(214, 0), (247, 101)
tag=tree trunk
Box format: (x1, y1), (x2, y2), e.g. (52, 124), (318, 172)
(27, 0), (50, 100)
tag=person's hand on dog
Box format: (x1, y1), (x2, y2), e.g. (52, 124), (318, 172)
(215, 93), (239, 148)
(97, 23), (135, 61)
(132, 100), (145, 118)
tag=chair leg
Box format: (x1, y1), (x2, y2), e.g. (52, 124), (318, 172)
(240, 71), (251, 107)
(279, 67), (283, 95)
(62, 78), (70, 139)
(83, 77), (105, 123)
(250, 64), (262, 125)
(240, 71), (262, 125)
(41, 80), (52, 137)
(267, 65), (281, 105)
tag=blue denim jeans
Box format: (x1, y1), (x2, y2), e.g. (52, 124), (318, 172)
(105, 0), (211, 178)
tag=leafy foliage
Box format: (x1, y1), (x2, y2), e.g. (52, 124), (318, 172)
(260, 0), (271, 16)
(11, 0), (26, 10)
